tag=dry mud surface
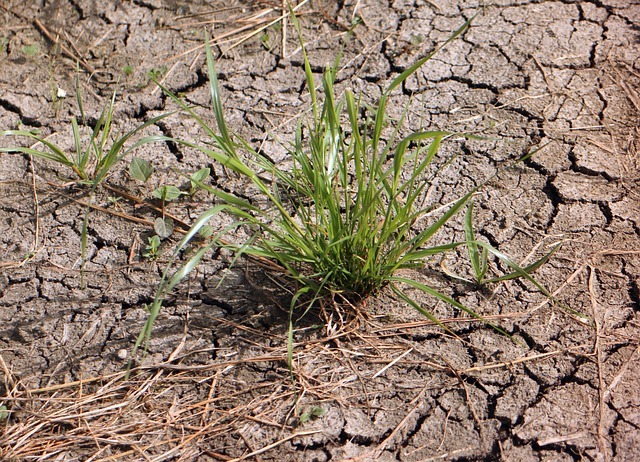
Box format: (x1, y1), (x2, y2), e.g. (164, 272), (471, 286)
(1, 1), (640, 461)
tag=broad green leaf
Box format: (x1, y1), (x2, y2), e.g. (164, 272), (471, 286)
(129, 157), (154, 182)
(189, 167), (210, 192)
(153, 185), (183, 202)
(154, 217), (174, 238)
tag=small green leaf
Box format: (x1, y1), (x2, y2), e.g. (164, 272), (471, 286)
(0, 405), (9, 421)
(147, 66), (167, 81)
(22, 44), (39, 56)
(299, 406), (325, 424)
(189, 167), (210, 193)
(260, 32), (271, 50)
(153, 185), (183, 202)
(154, 217), (174, 239)
(130, 157), (154, 182)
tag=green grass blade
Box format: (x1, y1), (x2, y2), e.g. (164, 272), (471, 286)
(88, 105), (106, 168)
(155, 80), (219, 141)
(346, 91), (363, 179)
(133, 240), (217, 357)
(187, 176), (261, 212)
(0, 130), (73, 164)
(475, 241), (590, 323)
(370, 94), (387, 165)
(287, 2), (317, 120)
(391, 275), (514, 339)
(439, 260), (476, 285)
(0, 145), (72, 167)
(98, 90), (117, 156)
(483, 243), (560, 284)
(385, 17), (473, 95)
(480, 247), (488, 282)
(70, 117), (86, 172)
(515, 141), (551, 164)
(390, 283), (454, 334)
(395, 242), (466, 266)
(75, 71), (85, 122)
(464, 202), (483, 283)
(204, 33), (235, 153)
(132, 205), (229, 357)
(410, 188), (476, 251)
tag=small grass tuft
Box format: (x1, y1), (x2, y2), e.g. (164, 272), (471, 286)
(0, 81), (171, 277)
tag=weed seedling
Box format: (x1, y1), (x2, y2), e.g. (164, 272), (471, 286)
(260, 32), (272, 51)
(0, 404), (9, 422)
(0, 83), (169, 187)
(154, 217), (174, 239)
(153, 185), (183, 203)
(143, 235), (162, 261)
(188, 167), (210, 195)
(147, 66), (167, 81)
(299, 406), (325, 424)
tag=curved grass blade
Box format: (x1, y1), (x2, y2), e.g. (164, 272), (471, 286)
(386, 17), (473, 95)
(0, 145), (72, 168)
(473, 241), (591, 324)
(204, 32), (234, 153)
(0, 130), (74, 166)
(390, 275), (516, 341)
(390, 283), (454, 335)
(132, 205), (228, 358)
(464, 202), (487, 284)
(483, 243), (560, 284)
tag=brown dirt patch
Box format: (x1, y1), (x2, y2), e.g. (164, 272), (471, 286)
(1, 1), (639, 460)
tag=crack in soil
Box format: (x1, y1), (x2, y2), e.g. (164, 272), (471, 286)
(0, 0), (638, 460)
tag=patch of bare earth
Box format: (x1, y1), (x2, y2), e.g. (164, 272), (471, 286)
(0, 0), (639, 460)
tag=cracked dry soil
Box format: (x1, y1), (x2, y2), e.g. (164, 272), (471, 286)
(1, 1), (640, 461)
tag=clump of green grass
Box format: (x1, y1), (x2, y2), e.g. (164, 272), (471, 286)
(135, 17), (581, 360)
